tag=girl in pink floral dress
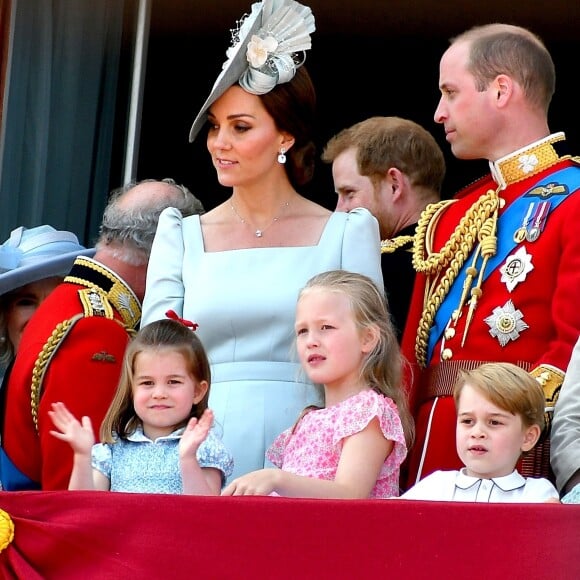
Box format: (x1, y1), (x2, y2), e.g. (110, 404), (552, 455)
(222, 270), (414, 498)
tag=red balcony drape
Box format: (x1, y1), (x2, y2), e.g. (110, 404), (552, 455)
(0, 490), (578, 579)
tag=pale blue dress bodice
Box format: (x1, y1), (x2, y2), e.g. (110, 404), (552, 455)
(142, 207), (383, 481)
(91, 425), (233, 493)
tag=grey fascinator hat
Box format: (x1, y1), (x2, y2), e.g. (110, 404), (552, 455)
(188, 0), (316, 143)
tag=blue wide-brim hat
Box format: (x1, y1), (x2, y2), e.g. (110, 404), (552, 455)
(0, 225), (95, 296)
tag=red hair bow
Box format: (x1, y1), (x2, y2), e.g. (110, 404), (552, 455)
(165, 310), (199, 331)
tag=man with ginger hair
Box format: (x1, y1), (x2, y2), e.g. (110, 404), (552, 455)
(322, 116), (444, 341)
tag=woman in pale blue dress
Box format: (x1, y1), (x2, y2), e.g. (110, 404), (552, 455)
(142, 0), (383, 481)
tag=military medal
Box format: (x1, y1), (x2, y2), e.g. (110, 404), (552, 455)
(513, 202), (535, 243)
(484, 300), (529, 347)
(526, 200), (550, 242)
(527, 228), (540, 242)
(500, 247), (534, 292)
(513, 228), (527, 244)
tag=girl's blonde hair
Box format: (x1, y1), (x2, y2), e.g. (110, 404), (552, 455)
(100, 318), (211, 443)
(298, 270), (414, 448)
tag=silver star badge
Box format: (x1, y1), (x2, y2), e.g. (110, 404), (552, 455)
(500, 247), (534, 292)
(484, 300), (529, 347)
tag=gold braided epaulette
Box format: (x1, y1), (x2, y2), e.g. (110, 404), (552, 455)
(381, 235), (414, 254)
(530, 364), (565, 432)
(31, 316), (81, 431)
(412, 199), (457, 274)
(30, 315), (133, 432)
(412, 189), (501, 367)
(65, 257), (141, 330)
(530, 364), (565, 410)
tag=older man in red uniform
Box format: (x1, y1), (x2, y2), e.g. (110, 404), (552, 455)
(401, 24), (580, 490)
(0, 179), (203, 490)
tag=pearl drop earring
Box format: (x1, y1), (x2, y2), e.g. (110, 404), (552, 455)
(277, 148), (286, 164)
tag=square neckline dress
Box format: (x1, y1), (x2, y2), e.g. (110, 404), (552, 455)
(141, 207), (383, 482)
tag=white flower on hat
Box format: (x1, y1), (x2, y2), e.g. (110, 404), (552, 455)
(239, 1), (315, 94)
(246, 35), (278, 68)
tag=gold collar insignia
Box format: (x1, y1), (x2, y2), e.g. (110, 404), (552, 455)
(490, 133), (569, 189)
(65, 256), (141, 330)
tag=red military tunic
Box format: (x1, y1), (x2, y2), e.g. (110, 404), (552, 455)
(401, 133), (580, 490)
(0, 256), (141, 490)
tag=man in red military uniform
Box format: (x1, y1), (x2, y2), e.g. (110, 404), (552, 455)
(0, 178), (203, 490)
(401, 24), (580, 490)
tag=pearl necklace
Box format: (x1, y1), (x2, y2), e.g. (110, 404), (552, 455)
(230, 200), (290, 238)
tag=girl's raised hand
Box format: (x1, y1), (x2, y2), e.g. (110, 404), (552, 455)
(48, 401), (95, 455)
(179, 408), (214, 457)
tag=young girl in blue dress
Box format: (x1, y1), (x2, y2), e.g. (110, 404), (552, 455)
(222, 270), (414, 498)
(49, 314), (233, 494)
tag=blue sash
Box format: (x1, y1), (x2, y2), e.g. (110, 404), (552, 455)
(427, 166), (580, 361)
(0, 446), (40, 490)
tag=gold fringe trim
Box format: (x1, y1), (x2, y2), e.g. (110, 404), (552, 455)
(31, 317), (79, 431)
(412, 190), (500, 367)
(0, 509), (15, 552)
(530, 364), (565, 410)
(411, 134), (570, 368)
(381, 235), (414, 254)
(30, 315), (133, 432)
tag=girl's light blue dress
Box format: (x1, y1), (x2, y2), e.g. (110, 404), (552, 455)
(141, 207), (383, 482)
(92, 425), (233, 493)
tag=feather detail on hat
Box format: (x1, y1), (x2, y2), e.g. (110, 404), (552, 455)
(188, 0), (315, 143)
(240, 0), (315, 94)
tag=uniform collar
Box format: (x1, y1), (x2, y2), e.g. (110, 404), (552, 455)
(65, 256), (141, 330)
(489, 132), (568, 190)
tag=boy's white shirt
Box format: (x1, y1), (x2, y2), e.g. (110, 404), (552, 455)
(399, 468), (559, 502)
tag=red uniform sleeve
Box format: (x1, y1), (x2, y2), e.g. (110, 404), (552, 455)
(36, 316), (131, 490)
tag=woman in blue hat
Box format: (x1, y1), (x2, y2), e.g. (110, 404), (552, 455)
(0, 225), (93, 382)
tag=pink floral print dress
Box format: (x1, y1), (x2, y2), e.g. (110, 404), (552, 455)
(266, 389), (407, 498)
